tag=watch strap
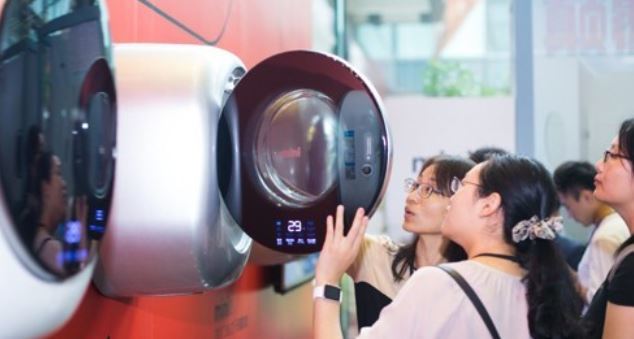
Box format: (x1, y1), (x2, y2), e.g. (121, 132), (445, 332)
(313, 284), (342, 302)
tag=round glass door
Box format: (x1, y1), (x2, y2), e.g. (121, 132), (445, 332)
(254, 89), (338, 207)
(0, 0), (115, 279)
(218, 50), (391, 254)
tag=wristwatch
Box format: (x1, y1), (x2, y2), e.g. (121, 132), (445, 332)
(313, 283), (342, 303)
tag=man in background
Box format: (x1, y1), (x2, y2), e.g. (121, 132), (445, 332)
(554, 161), (630, 303)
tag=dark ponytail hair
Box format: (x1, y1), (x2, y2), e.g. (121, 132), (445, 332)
(478, 155), (585, 339)
(391, 155), (475, 281)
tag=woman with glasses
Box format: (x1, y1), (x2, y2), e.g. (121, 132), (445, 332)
(313, 154), (585, 338)
(584, 118), (634, 339)
(346, 155), (474, 329)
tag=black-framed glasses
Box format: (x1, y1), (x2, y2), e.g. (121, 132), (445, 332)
(450, 176), (481, 194)
(603, 150), (630, 163)
(404, 178), (443, 199)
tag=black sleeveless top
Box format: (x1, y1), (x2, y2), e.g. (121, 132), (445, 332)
(354, 281), (393, 328)
(348, 235), (410, 329)
(583, 235), (634, 338)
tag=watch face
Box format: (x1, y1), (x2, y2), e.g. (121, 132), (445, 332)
(323, 284), (341, 301)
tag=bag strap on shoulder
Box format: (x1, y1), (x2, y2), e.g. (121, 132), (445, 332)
(437, 265), (501, 339)
(608, 243), (634, 281)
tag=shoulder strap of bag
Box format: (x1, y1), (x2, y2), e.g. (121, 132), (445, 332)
(437, 265), (501, 339)
(608, 243), (634, 281)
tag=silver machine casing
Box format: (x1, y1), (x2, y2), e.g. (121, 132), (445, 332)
(94, 44), (252, 296)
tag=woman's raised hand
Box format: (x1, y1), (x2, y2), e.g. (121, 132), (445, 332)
(315, 205), (369, 286)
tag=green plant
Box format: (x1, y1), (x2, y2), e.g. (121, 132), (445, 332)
(422, 60), (509, 97)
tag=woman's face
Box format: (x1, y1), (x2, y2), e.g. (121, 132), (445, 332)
(594, 136), (634, 208)
(402, 164), (450, 235)
(441, 164), (484, 248)
(42, 155), (68, 224)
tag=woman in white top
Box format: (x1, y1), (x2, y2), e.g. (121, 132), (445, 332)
(348, 155), (474, 328)
(314, 155), (585, 339)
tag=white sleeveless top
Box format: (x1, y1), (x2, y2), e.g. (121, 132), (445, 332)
(357, 260), (531, 339)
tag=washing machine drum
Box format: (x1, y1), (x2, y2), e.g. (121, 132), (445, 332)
(0, 0), (115, 337)
(219, 51), (392, 255)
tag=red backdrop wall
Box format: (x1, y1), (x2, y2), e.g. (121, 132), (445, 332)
(48, 0), (313, 338)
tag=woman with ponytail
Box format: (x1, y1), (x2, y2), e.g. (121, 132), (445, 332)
(313, 155), (585, 338)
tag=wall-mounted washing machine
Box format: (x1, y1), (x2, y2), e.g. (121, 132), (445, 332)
(94, 43), (391, 297)
(0, 0), (116, 337)
(93, 44), (253, 296)
(219, 50), (392, 255)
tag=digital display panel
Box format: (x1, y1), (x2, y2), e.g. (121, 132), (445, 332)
(343, 129), (356, 179)
(274, 219), (318, 247)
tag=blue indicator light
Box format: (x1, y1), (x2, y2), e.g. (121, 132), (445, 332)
(64, 221), (82, 243)
(95, 209), (105, 222)
(61, 249), (89, 262)
(89, 224), (105, 233)
(63, 251), (74, 261)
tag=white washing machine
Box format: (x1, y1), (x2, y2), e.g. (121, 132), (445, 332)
(0, 0), (116, 337)
(94, 43), (392, 296)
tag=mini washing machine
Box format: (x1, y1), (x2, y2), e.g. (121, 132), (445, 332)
(93, 44), (252, 296)
(94, 43), (391, 296)
(0, 0), (116, 337)
(218, 50), (392, 255)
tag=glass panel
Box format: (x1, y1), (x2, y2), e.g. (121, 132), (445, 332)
(532, 0), (634, 242)
(345, 0), (513, 96)
(0, 0), (114, 279)
(255, 89), (338, 207)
